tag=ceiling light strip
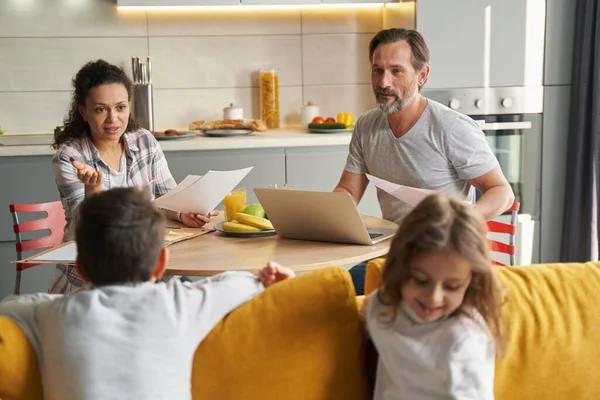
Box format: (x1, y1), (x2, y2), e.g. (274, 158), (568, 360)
(117, 3), (384, 11)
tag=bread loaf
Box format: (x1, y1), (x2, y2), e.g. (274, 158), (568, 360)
(189, 119), (268, 132)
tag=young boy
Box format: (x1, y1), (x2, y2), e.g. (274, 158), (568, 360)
(0, 187), (294, 400)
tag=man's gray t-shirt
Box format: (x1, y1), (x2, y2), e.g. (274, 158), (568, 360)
(0, 272), (264, 400)
(345, 99), (498, 223)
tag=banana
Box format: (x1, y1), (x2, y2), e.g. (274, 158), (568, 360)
(222, 221), (262, 232)
(234, 213), (274, 230)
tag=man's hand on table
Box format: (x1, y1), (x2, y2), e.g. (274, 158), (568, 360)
(259, 261), (295, 288)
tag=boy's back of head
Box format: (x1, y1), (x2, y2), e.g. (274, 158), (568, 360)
(75, 187), (166, 286)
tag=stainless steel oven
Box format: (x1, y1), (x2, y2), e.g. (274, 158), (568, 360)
(474, 113), (541, 218)
(422, 86), (543, 263)
(422, 86), (543, 218)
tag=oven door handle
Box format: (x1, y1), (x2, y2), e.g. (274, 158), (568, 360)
(474, 121), (532, 131)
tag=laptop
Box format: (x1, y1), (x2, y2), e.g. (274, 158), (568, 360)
(253, 188), (397, 245)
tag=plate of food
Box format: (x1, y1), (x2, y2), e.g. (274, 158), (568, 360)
(152, 129), (197, 140)
(215, 221), (276, 238)
(214, 209), (276, 238)
(189, 118), (268, 134)
(307, 114), (354, 134)
(201, 129), (254, 137)
(308, 123), (353, 134)
(308, 126), (354, 134)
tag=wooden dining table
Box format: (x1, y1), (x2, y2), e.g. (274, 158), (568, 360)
(165, 214), (397, 276)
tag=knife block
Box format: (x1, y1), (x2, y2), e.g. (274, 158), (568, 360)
(133, 83), (154, 132)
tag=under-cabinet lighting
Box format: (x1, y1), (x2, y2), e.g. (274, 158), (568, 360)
(117, 3), (384, 11)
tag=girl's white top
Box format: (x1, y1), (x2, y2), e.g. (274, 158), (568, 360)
(365, 290), (496, 400)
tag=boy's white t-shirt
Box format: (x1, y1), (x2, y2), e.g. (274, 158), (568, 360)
(0, 271), (264, 400)
(365, 290), (496, 400)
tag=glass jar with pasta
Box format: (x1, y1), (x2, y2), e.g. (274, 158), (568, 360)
(259, 68), (280, 129)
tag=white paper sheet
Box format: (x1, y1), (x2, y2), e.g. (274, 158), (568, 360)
(366, 174), (435, 208)
(157, 175), (202, 202)
(154, 167), (253, 214)
(31, 242), (77, 262)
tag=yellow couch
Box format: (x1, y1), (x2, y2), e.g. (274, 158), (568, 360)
(3, 260), (600, 400)
(0, 267), (369, 400)
(365, 258), (600, 400)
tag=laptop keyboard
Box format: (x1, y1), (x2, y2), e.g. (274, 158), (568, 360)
(369, 233), (384, 240)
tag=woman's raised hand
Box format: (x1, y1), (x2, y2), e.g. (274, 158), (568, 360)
(72, 160), (103, 187)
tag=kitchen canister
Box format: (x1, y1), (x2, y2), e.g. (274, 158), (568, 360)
(259, 68), (280, 128)
(301, 101), (320, 129)
(223, 103), (243, 120)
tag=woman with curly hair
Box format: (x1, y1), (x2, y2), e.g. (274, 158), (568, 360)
(50, 59), (217, 294)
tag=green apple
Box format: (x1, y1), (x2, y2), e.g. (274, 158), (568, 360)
(242, 203), (266, 219)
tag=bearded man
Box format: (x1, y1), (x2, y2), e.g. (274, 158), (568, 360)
(334, 28), (514, 294)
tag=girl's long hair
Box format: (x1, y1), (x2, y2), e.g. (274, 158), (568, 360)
(377, 194), (506, 356)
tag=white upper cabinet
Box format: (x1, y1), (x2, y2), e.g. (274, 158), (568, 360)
(416, 0), (545, 89)
(544, 0), (577, 86)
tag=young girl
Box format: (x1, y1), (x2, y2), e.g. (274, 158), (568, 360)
(364, 193), (505, 400)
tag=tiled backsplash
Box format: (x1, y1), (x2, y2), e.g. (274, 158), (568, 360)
(0, 0), (413, 134)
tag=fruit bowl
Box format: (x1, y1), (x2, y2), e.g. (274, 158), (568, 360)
(214, 221), (277, 238)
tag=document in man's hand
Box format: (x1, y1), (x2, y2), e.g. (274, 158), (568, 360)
(154, 167), (253, 214)
(366, 174), (435, 208)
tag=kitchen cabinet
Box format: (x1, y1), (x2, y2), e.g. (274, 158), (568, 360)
(285, 147), (382, 218)
(537, 0), (575, 263)
(544, 0), (577, 86)
(0, 155), (58, 242)
(0, 241), (56, 297)
(540, 86), (570, 263)
(0, 155), (66, 299)
(416, 0), (545, 89)
(0, 242), (16, 297)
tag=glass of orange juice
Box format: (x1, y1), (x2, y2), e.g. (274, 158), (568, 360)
(223, 187), (247, 221)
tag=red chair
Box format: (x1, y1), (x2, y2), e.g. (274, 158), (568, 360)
(487, 201), (520, 266)
(9, 201), (66, 295)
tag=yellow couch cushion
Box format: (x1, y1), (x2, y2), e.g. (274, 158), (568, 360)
(364, 258), (600, 400)
(192, 266), (368, 399)
(0, 267), (368, 400)
(0, 316), (42, 400)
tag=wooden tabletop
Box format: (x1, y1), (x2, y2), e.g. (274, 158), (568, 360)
(165, 214), (397, 276)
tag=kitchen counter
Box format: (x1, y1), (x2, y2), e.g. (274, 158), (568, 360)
(0, 127), (352, 157)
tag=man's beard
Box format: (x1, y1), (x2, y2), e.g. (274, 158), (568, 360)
(374, 80), (418, 113)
